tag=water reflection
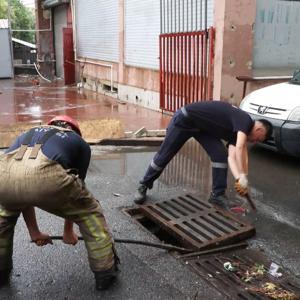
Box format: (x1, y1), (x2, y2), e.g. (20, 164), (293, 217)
(90, 139), (212, 197)
(0, 79), (171, 131)
(158, 139), (211, 195)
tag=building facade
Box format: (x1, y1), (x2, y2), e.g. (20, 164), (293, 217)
(35, 0), (300, 107)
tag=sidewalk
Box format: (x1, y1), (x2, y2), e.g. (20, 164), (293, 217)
(0, 78), (171, 132)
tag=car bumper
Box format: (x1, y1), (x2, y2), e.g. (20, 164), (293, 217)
(248, 113), (300, 157)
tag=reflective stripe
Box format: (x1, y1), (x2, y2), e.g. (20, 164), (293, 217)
(181, 107), (188, 117)
(212, 162), (228, 169)
(150, 160), (163, 171)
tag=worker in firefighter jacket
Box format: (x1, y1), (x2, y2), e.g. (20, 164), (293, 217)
(134, 101), (273, 208)
(0, 115), (119, 291)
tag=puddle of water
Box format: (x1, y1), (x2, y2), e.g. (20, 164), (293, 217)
(90, 139), (212, 197)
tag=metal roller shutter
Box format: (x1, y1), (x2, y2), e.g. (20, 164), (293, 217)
(75, 0), (119, 62)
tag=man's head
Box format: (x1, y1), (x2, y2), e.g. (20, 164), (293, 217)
(247, 119), (273, 143)
(47, 115), (82, 136)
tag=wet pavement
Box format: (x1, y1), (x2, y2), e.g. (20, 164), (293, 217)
(0, 78), (171, 131)
(0, 78), (299, 298)
(0, 141), (299, 299)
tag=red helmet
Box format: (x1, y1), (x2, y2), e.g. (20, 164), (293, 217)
(47, 115), (82, 136)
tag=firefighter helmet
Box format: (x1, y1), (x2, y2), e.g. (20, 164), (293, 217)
(47, 115), (82, 136)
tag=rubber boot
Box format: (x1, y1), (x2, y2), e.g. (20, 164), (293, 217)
(208, 193), (229, 210)
(134, 184), (148, 205)
(94, 264), (118, 291)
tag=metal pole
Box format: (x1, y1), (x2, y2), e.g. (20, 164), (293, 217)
(178, 0), (181, 32)
(167, 0), (169, 33)
(204, 0), (207, 30)
(160, 0), (163, 33)
(200, 0), (203, 30)
(174, 0), (177, 32)
(170, 0), (172, 33)
(186, 0), (189, 32)
(191, 0), (193, 31)
(195, 0), (198, 31)
(182, 0), (184, 32)
(47, 236), (194, 253)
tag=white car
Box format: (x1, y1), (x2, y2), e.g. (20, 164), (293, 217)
(239, 70), (300, 157)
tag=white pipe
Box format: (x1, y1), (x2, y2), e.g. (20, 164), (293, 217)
(34, 62), (52, 82)
(14, 64), (35, 66)
(70, 0), (114, 92)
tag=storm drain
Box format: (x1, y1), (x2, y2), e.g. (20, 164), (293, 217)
(139, 194), (255, 250)
(182, 249), (300, 299)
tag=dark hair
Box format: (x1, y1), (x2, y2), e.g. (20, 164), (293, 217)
(51, 120), (73, 130)
(258, 119), (273, 140)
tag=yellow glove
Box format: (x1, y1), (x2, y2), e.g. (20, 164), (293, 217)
(235, 174), (248, 196)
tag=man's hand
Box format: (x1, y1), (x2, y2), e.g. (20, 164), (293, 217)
(63, 231), (78, 245)
(235, 174), (248, 196)
(32, 232), (53, 246)
(63, 219), (78, 245)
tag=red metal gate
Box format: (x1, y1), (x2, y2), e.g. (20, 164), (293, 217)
(63, 27), (75, 85)
(160, 27), (215, 112)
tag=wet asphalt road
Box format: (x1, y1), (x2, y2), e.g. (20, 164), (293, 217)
(0, 142), (299, 299)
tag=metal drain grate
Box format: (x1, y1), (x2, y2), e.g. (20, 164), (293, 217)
(182, 249), (300, 299)
(140, 194), (255, 250)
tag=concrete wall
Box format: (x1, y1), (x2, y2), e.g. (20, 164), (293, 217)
(213, 0), (290, 104)
(213, 0), (256, 105)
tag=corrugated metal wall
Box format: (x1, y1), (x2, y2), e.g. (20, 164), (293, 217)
(161, 0), (214, 33)
(0, 29), (13, 78)
(125, 0), (214, 70)
(75, 0), (119, 62)
(254, 0), (300, 69)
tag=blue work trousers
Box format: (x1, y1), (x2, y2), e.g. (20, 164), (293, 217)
(140, 109), (228, 196)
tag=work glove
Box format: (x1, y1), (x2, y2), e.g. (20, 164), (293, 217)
(235, 174), (248, 197)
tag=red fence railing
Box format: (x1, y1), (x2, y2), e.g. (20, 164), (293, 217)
(159, 27), (215, 112)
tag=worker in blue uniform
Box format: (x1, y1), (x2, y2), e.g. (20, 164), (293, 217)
(0, 116), (119, 291)
(134, 101), (272, 208)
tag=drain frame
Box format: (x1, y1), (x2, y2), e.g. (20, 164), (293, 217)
(123, 206), (186, 249)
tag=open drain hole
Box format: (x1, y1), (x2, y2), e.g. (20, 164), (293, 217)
(125, 207), (184, 249)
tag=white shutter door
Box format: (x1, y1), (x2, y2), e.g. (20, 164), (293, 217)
(125, 0), (160, 70)
(75, 0), (119, 62)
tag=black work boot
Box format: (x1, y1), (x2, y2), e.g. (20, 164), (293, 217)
(94, 264), (118, 291)
(0, 269), (11, 287)
(208, 193), (229, 210)
(134, 184), (148, 204)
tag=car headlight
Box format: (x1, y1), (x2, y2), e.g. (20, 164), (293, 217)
(288, 106), (300, 122)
